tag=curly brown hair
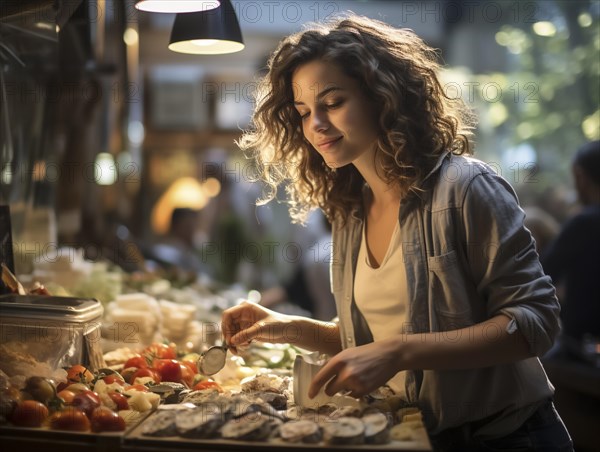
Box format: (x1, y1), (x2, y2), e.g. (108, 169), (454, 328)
(238, 14), (475, 224)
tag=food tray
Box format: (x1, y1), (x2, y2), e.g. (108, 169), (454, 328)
(122, 409), (432, 452)
(0, 425), (123, 452)
(0, 411), (152, 452)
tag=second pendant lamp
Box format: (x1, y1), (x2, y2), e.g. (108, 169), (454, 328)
(168, 0), (244, 55)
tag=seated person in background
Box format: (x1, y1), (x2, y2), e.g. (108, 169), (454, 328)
(152, 208), (207, 275)
(542, 140), (600, 350)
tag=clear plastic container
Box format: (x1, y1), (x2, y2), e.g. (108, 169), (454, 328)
(0, 295), (105, 376)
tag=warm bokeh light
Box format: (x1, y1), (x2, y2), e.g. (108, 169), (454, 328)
(95, 153), (117, 186)
(582, 110), (600, 140)
(151, 177), (209, 234)
(123, 28), (139, 46)
(32, 161), (46, 182)
(532, 21), (557, 37)
(202, 177), (221, 197)
(578, 12), (592, 28)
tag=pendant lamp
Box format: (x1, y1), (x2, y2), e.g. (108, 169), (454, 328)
(134, 1), (220, 13)
(168, 0), (244, 55)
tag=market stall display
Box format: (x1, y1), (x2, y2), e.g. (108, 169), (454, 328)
(0, 268), (431, 451)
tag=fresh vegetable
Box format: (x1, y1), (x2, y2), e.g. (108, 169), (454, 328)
(179, 364), (194, 387)
(108, 392), (129, 411)
(66, 365), (94, 386)
(57, 389), (76, 404)
(123, 356), (148, 370)
(102, 374), (125, 386)
(71, 390), (101, 417)
(153, 359), (182, 383)
(192, 380), (223, 392)
(130, 368), (161, 385)
(64, 383), (90, 394)
(129, 384), (149, 392)
(180, 359), (198, 374)
(10, 400), (48, 427)
(49, 407), (91, 431)
(143, 343), (176, 360)
(90, 406), (126, 432)
(22, 376), (56, 405)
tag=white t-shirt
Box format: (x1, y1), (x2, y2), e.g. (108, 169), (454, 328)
(354, 221), (408, 396)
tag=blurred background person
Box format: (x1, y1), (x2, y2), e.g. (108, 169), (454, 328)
(151, 208), (208, 276)
(523, 205), (561, 256)
(542, 140), (600, 356)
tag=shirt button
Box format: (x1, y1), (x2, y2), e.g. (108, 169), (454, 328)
(347, 336), (353, 343)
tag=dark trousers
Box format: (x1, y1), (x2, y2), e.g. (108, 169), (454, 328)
(430, 399), (573, 452)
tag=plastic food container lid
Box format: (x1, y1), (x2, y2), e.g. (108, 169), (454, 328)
(0, 294), (103, 323)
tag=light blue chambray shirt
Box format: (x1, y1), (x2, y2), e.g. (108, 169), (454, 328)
(330, 152), (560, 438)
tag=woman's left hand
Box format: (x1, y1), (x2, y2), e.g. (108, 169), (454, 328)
(308, 338), (404, 399)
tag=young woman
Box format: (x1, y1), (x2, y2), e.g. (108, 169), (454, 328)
(221, 14), (573, 451)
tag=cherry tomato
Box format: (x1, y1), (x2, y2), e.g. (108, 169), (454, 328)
(180, 360), (198, 374)
(49, 407), (90, 431)
(123, 355), (148, 370)
(154, 360), (182, 383)
(192, 380), (223, 392)
(143, 343), (176, 360)
(108, 392), (129, 411)
(57, 389), (76, 404)
(65, 383), (90, 394)
(130, 368), (161, 385)
(10, 400), (49, 427)
(129, 384), (148, 392)
(102, 374), (125, 386)
(179, 364), (194, 387)
(90, 406), (126, 432)
(71, 390), (101, 418)
(120, 368), (137, 385)
(66, 365), (94, 385)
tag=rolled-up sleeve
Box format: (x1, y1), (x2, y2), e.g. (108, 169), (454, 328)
(462, 171), (561, 356)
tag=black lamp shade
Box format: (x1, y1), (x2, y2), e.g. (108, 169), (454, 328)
(168, 0), (244, 54)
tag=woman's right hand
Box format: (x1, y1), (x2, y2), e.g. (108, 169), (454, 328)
(221, 300), (300, 354)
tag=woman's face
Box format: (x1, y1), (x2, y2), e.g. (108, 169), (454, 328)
(292, 60), (379, 169)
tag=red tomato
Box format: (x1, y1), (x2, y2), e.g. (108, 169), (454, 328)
(57, 389), (76, 404)
(66, 365), (94, 385)
(180, 360), (198, 374)
(120, 368), (137, 385)
(71, 390), (101, 418)
(123, 355), (148, 370)
(143, 343), (176, 360)
(10, 400), (49, 427)
(192, 380), (223, 392)
(155, 360), (182, 383)
(129, 384), (148, 392)
(179, 364), (194, 387)
(49, 407), (90, 431)
(130, 368), (161, 385)
(102, 374), (125, 386)
(107, 392), (129, 411)
(90, 406), (126, 433)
